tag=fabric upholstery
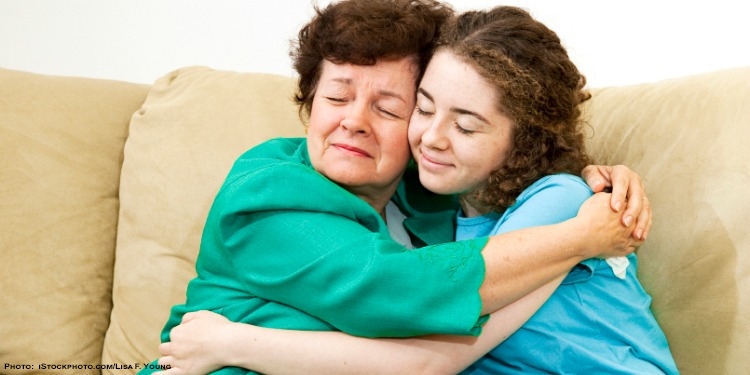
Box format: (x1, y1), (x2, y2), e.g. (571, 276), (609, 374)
(101, 67), (306, 369)
(0, 68), (148, 374)
(584, 66), (750, 374)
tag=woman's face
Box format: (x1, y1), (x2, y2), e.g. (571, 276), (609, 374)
(409, 50), (514, 196)
(307, 57), (417, 207)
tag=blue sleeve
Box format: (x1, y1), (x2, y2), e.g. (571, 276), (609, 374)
(490, 174), (593, 235)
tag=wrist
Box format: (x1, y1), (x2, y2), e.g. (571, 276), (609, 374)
(218, 322), (244, 368)
(562, 217), (592, 260)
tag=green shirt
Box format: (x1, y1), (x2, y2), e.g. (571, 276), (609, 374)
(159, 138), (488, 344)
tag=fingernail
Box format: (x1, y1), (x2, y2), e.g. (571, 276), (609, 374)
(623, 216), (633, 227)
(614, 201), (622, 212)
(635, 229), (643, 240)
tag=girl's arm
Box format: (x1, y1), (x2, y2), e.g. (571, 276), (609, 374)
(157, 276), (562, 375)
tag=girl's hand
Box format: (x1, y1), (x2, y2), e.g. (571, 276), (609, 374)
(155, 311), (234, 375)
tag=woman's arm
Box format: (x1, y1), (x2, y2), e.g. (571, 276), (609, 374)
(157, 276), (562, 375)
(477, 192), (640, 314)
(212, 155), (644, 335)
(156, 188), (639, 375)
(582, 164), (652, 240)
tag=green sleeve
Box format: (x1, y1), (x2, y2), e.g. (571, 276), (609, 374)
(204, 156), (488, 338)
(221, 208), (488, 338)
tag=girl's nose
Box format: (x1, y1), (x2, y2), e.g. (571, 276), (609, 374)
(421, 118), (449, 150)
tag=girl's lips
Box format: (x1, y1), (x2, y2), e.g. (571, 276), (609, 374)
(420, 150), (452, 168)
(333, 143), (371, 157)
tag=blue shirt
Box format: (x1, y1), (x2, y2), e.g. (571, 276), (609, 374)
(458, 174), (679, 374)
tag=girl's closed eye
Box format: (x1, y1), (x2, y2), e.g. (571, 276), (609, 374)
(455, 122), (475, 135)
(415, 106), (433, 116)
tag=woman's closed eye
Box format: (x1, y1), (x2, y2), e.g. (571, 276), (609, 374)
(325, 96), (347, 103)
(378, 107), (402, 119)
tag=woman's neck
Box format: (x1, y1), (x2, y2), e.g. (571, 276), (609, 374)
(352, 186), (398, 221)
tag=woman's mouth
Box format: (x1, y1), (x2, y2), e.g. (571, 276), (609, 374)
(332, 143), (371, 157)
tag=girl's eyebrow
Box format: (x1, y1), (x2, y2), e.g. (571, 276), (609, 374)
(418, 87), (491, 125)
(417, 87), (434, 102)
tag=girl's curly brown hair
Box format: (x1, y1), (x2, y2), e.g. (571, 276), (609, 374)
(437, 6), (592, 212)
(291, 0), (454, 118)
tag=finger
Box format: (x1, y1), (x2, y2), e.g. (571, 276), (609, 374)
(158, 355), (171, 365)
(582, 165), (611, 193)
(632, 196), (651, 240)
(181, 311), (197, 323)
(157, 356), (174, 373)
(640, 197), (653, 240)
(644, 206), (653, 240)
(158, 342), (171, 356)
(609, 165), (634, 214)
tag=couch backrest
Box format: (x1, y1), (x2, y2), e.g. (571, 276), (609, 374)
(4, 64), (746, 374)
(101, 67), (307, 368)
(585, 66), (750, 374)
(104, 65), (750, 373)
(0, 68), (149, 372)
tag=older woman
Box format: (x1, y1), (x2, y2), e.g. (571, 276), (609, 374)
(145, 1), (650, 374)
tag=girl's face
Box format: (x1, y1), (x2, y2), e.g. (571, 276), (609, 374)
(409, 50), (514, 200)
(307, 57), (417, 209)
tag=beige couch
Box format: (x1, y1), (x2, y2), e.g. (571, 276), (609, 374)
(1, 65), (748, 374)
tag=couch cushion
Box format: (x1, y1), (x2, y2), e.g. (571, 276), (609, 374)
(584, 66), (750, 374)
(0, 68), (148, 373)
(102, 67), (305, 368)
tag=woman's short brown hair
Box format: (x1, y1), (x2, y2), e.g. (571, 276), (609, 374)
(291, 0), (454, 117)
(438, 6), (593, 211)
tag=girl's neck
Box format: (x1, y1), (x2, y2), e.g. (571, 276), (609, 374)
(459, 194), (493, 218)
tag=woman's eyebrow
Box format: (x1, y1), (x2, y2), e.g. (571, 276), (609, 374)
(378, 90), (408, 104)
(330, 78), (406, 103)
(331, 77), (408, 103)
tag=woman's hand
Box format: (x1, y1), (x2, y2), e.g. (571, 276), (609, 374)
(582, 164), (652, 240)
(155, 311), (234, 375)
(576, 192), (643, 259)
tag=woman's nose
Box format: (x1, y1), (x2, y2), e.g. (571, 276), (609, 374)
(340, 103), (371, 135)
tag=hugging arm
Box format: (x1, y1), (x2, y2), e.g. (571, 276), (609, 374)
(157, 276), (563, 375)
(156, 162), (646, 374)
(214, 163), (645, 331)
(157, 184), (642, 375)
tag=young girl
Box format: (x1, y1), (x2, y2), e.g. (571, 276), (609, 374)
(155, 6), (672, 375)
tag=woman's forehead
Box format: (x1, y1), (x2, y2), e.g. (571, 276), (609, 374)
(319, 58), (418, 90)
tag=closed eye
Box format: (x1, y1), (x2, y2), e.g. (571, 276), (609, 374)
(455, 123), (475, 135)
(378, 108), (401, 119)
(415, 106), (433, 116)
